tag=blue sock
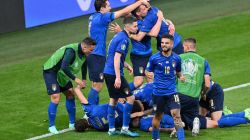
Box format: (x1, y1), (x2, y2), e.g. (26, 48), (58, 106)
(218, 117), (248, 127)
(48, 102), (58, 127)
(123, 102), (133, 127)
(129, 82), (136, 91)
(177, 128), (185, 140)
(66, 98), (76, 124)
(108, 105), (116, 129)
(152, 128), (160, 140)
(88, 88), (99, 104)
(222, 112), (244, 118)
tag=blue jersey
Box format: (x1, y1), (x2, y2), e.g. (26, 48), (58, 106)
(133, 82), (154, 107)
(140, 7), (182, 50)
(88, 12), (115, 56)
(104, 31), (130, 76)
(131, 20), (152, 56)
(140, 115), (174, 132)
(146, 52), (181, 96)
(83, 103), (123, 130)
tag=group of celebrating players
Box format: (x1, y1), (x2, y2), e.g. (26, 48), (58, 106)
(42, 0), (250, 139)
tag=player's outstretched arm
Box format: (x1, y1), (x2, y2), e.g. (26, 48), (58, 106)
(74, 85), (88, 104)
(114, 0), (150, 19)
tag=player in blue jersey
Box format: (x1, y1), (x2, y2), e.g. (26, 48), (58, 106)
(87, 0), (150, 105)
(73, 86), (143, 132)
(146, 34), (185, 140)
(130, 4), (184, 54)
(109, 11), (164, 91)
(103, 16), (139, 137)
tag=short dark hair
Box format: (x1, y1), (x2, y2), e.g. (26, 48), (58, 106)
(75, 118), (89, 132)
(131, 100), (143, 113)
(162, 34), (174, 41)
(94, 0), (107, 12)
(184, 38), (196, 44)
(131, 6), (140, 18)
(123, 15), (137, 25)
(82, 37), (96, 46)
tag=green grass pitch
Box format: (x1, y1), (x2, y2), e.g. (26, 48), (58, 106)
(0, 0), (250, 139)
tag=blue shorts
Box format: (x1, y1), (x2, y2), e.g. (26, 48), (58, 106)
(87, 54), (106, 82)
(104, 74), (133, 99)
(199, 83), (224, 113)
(178, 93), (199, 129)
(43, 70), (73, 95)
(152, 93), (180, 114)
(130, 53), (151, 76)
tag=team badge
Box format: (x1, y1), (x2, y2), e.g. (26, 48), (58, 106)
(172, 61), (176, 68)
(139, 67), (144, 74)
(121, 44), (126, 50)
(124, 88), (129, 95)
(52, 84), (57, 91)
(99, 73), (104, 80)
(166, 61), (169, 64)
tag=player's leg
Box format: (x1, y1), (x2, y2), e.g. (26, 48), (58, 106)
(104, 74), (120, 135)
(209, 83), (224, 121)
(129, 54), (150, 91)
(151, 95), (167, 140)
(62, 82), (75, 129)
(43, 70), (61, 134)
(87, 54), (106, 104)
(169, 94), (185, 140)
(120, 76), (139, 137)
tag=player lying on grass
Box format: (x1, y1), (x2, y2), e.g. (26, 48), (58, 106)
(42, 37), (96, 134)
(73, 86), (144, 131)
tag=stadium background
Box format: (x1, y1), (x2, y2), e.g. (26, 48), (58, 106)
(0, 0), (250, 139)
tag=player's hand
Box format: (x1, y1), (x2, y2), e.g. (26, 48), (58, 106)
(130, 111), (144, 118)
(179, 75), (185, 82)
(109, 22), (122, 33)
(140, 0), (150, 8)
(81, 80), (87, 89)
(146, 71), (154, 80)
(118, 98), (126, 103)
(168, 23), (175, 36)
(75, 78), (85, 87)
(126, 64), (133, 75)
(114, 77), (121, 89)
(157, 10), (164, 20)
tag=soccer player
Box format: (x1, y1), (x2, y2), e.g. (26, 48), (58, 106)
(109, 10), (163, 91)
(87, 0), (150, 105)
(199, 81), (224, 121)
(73, 86), (143, 132)
(146, 34), (185, 140)
(130, 4), (184, 54)
(103, 16), (139, 137)
(42, 37), (96, 134)
(176, 38), (211, 136)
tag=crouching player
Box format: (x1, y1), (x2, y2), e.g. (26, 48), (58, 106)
(42, 37), (96, 134)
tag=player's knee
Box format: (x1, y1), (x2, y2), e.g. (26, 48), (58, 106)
(92, 82), (103, 92)
(126, 95), (135, 104)
(51, 94), (60, 104)
(174, 120), (185, 129)
(152, 116), (161, 128)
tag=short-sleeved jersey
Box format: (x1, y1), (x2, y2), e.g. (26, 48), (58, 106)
(140, 114), (174, 132)
(146, 52), (181, 96)
(88, 12), (115, 56)
(83, 103), (123, 130)
(140, 7), (182, 50)
(131, 20), (152, 56)
(104, 31), (130, 76)
(133, 82), (154, 107)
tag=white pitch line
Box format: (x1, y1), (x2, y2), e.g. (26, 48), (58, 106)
(223, 82), (250, 92)
(26, 82), (250, 140)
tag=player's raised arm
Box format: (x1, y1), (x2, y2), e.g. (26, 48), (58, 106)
(114, 0), (150, 19)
